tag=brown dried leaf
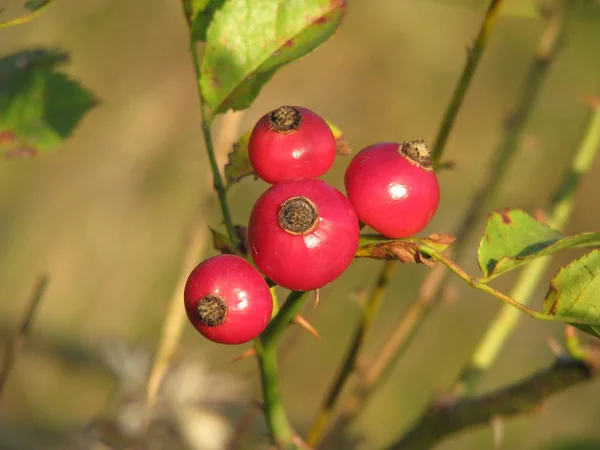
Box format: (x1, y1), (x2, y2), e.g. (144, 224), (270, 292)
(356, 233), (455, 266)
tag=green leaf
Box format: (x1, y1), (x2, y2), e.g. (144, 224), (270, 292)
(200, 0), (347, 114)
(543, 250), (600, 338)
(210, 225), (248, 255)
(24, 0), (52, 11)
(224, 118), (347, 187)
(478, 209), (600, 281)
(224, 129), (254, 186)
(191, 0), (226, 41)
(357, 233), (455, 266)
(210, 227), (236, 254)
(0, 49), (97, 159)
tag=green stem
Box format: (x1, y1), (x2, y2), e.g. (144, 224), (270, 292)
(452, 99), (600, 395)
(255, 290), (309, 448)
(430, 0), (505, 169)
(548, 101), (600, 230)
(255, 343), (294, 448)
(416, 245), (600, 326)
(182, 1), (240, 251)
(306, 260), (395, 446)
(0, 1), (54, 29)
(261, 291), (309, 345)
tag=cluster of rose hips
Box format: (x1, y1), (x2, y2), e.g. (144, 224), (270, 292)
(184, 106), (440, 345)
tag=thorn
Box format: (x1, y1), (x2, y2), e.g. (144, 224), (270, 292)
(547, 337), (564, 357)
(292, 314), (320, 340)
(313, 289), (321, 309)
(490, 416), (504, 449)
(231, 347), (257, 363)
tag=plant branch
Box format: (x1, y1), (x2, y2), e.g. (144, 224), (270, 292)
(0, 274), (50, 400)
(430, 0), (505, 169)
(255, 290), (310, 448)
(181, 0), (240, 251)
(317, 4), (572, 445)
(306, 260), (395, 446)
(387, 353), (599, 450)
(255, 343), (295, 448)
(453, 95), (600, 396)
(260, 291), (309, 347)
(0, 1), (54, 30)
(416, 245), (600, 326)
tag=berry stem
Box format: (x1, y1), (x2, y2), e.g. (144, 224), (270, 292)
(318, 3), (573, 444)
(181, 0), (240, 251)
(200, 104), (240, 250)
(430, 0), (505, 169)
(450, 92), (600, 397)
(255, 290), (310, 447)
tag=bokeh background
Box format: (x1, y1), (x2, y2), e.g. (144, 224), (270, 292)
(2, 0), (600, 449)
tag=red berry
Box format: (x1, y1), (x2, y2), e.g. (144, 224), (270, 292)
(248, 106), (337, 184)
(184, 254), (273, 345)
(248, 178), (359, 291)
(344, 141), (440, 238)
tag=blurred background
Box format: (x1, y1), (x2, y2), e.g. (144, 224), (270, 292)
(1, 0), (600, 449)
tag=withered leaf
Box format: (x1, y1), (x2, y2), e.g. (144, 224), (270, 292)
(356, 233), (455, 266)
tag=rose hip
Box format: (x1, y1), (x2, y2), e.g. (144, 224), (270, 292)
(248, 106), (337, 184)
(344, 140), (440, 238)
(248, 178), (359, 291)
